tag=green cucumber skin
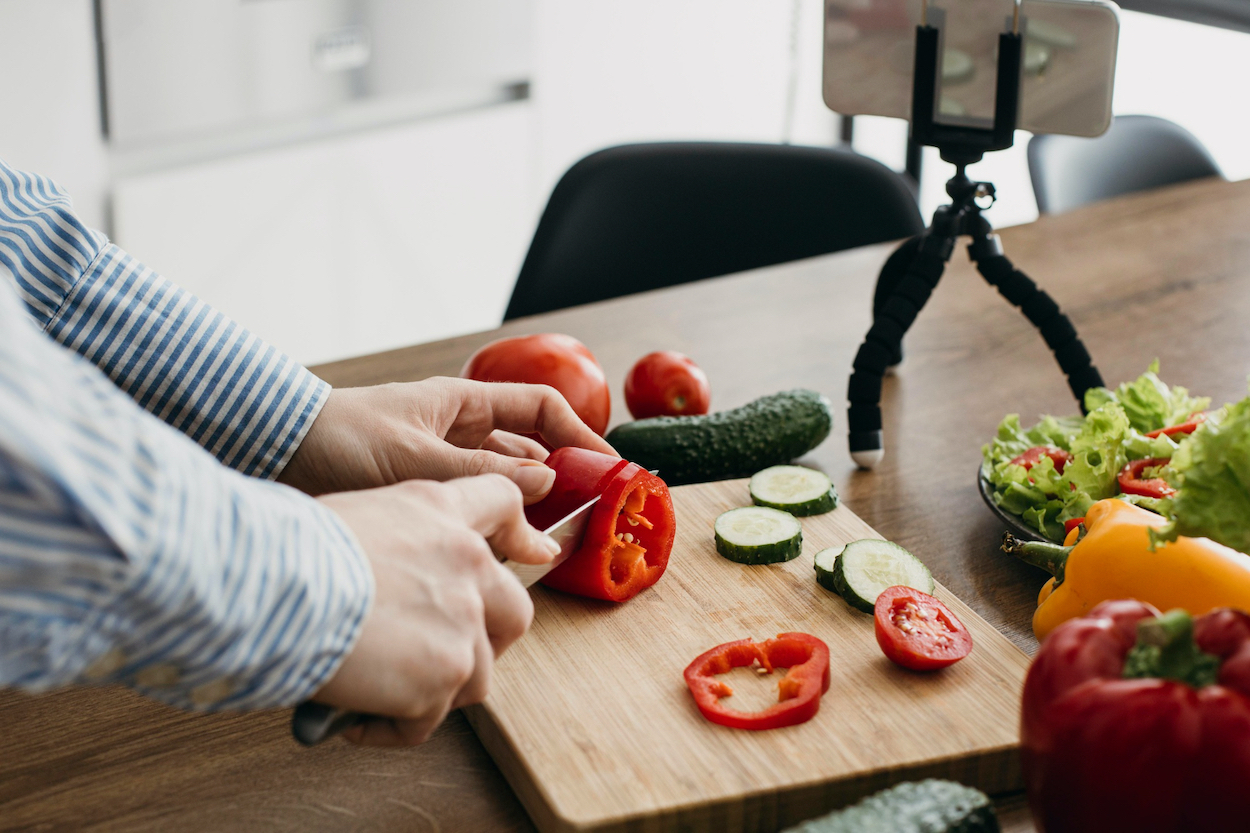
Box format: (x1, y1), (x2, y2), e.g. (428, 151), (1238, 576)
(814, 560), (841, 593)
(781, 779), (1000, 833)
(753, 488), (838, 517)
(605, 389), (833, 486)
(714, 530), (803, 565)
(829, 549), (876, 613)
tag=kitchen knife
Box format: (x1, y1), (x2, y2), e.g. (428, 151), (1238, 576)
(290, 495), (600, 746)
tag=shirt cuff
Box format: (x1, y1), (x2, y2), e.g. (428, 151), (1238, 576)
(46, 243), (330, 481)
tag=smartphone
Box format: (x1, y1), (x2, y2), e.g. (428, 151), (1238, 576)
(822, 0), (1120, 137)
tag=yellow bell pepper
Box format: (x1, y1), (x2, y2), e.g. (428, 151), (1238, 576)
(1003, 498), (1250, 641)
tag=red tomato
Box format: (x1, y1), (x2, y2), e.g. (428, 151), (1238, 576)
(874, 586), (973, 671)
(1009, 446), (1072, 474)
(460, 334), (611, 435)
(623, 351), (711, 420)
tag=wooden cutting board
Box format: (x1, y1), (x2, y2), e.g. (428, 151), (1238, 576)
(464, 479), (1031, 833)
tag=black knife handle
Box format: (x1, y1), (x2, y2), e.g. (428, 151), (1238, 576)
(291, 701), (366, 746)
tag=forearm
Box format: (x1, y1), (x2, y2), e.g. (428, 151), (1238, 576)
(1, 159), (327, 480)
(45, 243), (329, 479)
(0, 283), (372, 710)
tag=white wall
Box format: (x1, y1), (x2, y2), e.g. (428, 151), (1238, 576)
(0, 0), (109, 229)
(4, 2), (1250, 363)
(532, 0), (836, 206)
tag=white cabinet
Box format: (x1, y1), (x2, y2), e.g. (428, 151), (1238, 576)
(112, 102), (535, 366)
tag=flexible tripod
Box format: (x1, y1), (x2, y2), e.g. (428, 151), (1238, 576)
(845, 7), (1104, 468)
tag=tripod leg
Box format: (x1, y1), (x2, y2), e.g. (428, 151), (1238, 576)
(968, 231), (1104, 410)
(848, 232), (951, 468)
(872, 235), (922, 367)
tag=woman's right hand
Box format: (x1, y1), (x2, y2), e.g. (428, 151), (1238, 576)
(312, 474), (557, 746)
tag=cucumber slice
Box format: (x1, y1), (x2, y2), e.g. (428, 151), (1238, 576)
(830, 539), (934, 613)
(813, 546), (843, 593)
(714, 507), (803, 565)
(749, 465), (838, 516)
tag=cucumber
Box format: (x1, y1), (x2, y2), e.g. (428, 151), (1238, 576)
(714, 507), (803, 565)
(829, 539), (934, 613)
(781, 779), (999, 833)
(605, 389), (833, 486)
(750, 465), (838, 516)
(813, 546), (843, 593)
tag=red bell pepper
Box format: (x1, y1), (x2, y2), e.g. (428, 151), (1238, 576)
(1117, 457), (1176, 498)
(1145, 411), (1207, 439)
(1021, 599), (1250, 833)
(1009, 446), (1072, 474)
(683, 633), (830, 730)
(524, 446), (675, 602)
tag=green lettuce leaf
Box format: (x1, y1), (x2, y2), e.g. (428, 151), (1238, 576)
(1083, 360), (1210, 434)
(982, 366), (1209, 542)
(1152, 396), (1250, 553)
(1065, 402), (1132, 499)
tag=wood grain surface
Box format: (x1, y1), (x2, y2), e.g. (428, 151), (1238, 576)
(3, 176), (1249, 833)
(467, 478), (1029, 832)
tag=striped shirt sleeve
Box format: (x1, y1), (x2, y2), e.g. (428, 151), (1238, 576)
(0, 159), (327, 480)
(0, 276), (373, 710)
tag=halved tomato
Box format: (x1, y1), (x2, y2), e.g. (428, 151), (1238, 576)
(874, 586), (972, 671)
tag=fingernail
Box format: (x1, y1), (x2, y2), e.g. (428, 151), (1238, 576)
(542, 534), (561, 558)
(512, 464), (555, 497)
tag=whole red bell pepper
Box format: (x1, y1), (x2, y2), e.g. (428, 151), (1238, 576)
(1021, 599), (1250, 833)
(524, 446), (675, 602)
(683, 633), (831, 730)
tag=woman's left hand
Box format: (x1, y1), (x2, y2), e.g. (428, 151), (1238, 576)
(278, 377), (618, 502)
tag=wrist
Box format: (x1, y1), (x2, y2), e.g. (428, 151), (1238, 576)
(277, 388), (354, 494)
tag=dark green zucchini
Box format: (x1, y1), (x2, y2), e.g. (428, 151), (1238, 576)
(605, 389), (833, 486)
(781, 780), (1000, 833)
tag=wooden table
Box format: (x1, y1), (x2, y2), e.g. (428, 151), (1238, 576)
(4, 176), (1249, 832)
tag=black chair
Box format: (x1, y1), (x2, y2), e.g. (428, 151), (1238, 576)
(1028, 115), (1223, 215)
(504, 142), (925, 319)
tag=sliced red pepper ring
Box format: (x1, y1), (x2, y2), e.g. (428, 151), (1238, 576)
(524, 447), (675, 602)
(1145, 411), (1207, 439)
(1117, 457), (1177, 499)
(1009, 446), (1072, 474)
(683, 632), (831, 730)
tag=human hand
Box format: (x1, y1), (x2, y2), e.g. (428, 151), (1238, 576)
(313, 474), (556, 746)
(279, 377), (617, 501)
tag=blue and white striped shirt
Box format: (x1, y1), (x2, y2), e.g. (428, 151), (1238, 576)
(0, 159), (373, 710)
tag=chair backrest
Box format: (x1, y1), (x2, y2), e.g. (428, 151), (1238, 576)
(504, 142), (924, 320)
(1028, 115), (1222, 215)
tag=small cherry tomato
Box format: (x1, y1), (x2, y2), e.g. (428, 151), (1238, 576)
(874, 586), (973, 671)
(1009, 446), (1072, 474)
(624, 351), (711, 420)
(461, 333), (611, 435)
(1117, 457), (1176, 499)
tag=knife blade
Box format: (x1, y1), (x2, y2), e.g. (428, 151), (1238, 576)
(501, 495), (599, 588)
(291, 494), (602, 746)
